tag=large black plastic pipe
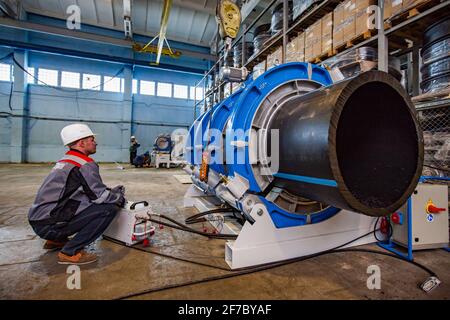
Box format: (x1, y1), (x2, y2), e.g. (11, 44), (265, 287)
(269, 71), (424, 217)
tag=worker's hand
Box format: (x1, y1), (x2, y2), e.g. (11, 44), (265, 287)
(116, 195), (126, 208)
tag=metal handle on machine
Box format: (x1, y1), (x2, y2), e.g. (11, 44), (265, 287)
(130, 201), (149, 210)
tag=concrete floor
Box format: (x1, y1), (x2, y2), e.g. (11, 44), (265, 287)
(0, 163), (449, 300)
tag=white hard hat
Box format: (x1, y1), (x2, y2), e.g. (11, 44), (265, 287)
(131, 136), (136, 140)
(61, 123), (96, 146)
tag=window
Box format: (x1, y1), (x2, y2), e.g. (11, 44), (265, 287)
(157, 82), (172, 97)
(190, 86), (204, 100)
(82, 74), (101, 90)
(132, 79), (138, 94)
(61, 71), (80, 89)
(38, 68), (58, 86)
(0, 63), (12, 81)
(140, 80), (155, 95)
(103, 76), (121, 92)
(27, 67), (35, 84)
(173, 84), (188, 99)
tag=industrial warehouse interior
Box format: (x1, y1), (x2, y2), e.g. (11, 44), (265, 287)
(0, 0), (449, 304)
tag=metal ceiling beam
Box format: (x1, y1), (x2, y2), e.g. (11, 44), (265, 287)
(123, 0), (132, 38)
(0, 0), (17, 18)
(0, 37), (206, 74)
(22, 6), (214, 47)
(172, 0), (215, 15)
(0, 16), (216, 61)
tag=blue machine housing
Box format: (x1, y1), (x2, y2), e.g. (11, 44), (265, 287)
(186, 63), (340, 228)
(226, 63), (333, 192)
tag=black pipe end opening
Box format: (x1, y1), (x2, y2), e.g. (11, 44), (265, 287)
(331, 71), (424, 217)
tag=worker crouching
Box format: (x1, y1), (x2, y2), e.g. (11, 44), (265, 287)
(28, 123), (126, 265)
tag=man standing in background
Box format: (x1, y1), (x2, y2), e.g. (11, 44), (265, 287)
(129, 136), (140, 165)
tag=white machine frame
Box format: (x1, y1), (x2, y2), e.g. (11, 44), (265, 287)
(154, 152), (171, 168)
(184, 185), (377, 269)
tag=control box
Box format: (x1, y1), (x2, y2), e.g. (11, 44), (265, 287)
(103, 201), (154, 246)
(392, 184), (449, 250)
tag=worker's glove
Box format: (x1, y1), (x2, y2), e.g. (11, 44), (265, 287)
(111, 185), (125, 196)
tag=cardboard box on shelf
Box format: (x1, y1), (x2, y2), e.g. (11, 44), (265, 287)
(286, 36), (299, 63)
(305, 27), (313, 61)
(343, 0), (356, 42)
(333, 2), (345, 49)
(391, 0), (403, 17)
(384, 0), (392, 19)
(355, 0), (377, 36)
(286, 33), (306, 62)
(267, 46), (282, 70)
(403, 0), (426, 10)
(321, 12), (333, 56)
(305, 20), (322, 61)
(313, 21), (322, 59)
(298, 32), (305, 62)
(252, 60), (267, 79)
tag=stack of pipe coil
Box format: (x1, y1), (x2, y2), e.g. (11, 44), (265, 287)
(327, 47), (402, 81)
(271, 1), (293, 34)
(253, 24), (271, 55)
(233, 42), (254, 67)
(421, 16), (450, 94)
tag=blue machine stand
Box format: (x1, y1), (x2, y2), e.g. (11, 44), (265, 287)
(377, 197), (414, 261)
(378, 177), (450, 261)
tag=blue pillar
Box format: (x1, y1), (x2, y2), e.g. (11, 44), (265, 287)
(121, 65), (133, 163)
(10, 50), (28, 163)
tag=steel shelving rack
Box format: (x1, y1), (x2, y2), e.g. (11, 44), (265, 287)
(192, 0), (450, 118)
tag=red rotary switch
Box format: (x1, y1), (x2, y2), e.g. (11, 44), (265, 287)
(426, 203), (446, 214)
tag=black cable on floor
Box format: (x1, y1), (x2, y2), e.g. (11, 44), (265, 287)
(105, 209), (441, 299)
(108, 224), (439, 300)
(145, 214), (238, 240)
(185, 207), (236, 225)
(112, 244), (438, 300)
(104, 236), (232, 271)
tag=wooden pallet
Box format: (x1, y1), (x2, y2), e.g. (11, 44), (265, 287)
(386, 0), (442, 28)
(412, 88), (450, 103)
(333, 42), (347, 55)
(345, 30), (376, 49)
(310, 49), (335, 64)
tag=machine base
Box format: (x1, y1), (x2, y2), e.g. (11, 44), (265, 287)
(154, 153), (171, 168)
(184, 185), (377, 269)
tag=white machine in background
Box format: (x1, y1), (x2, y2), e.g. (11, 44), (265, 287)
(152, 133), (186, 168)
(104, 201), (155, 246)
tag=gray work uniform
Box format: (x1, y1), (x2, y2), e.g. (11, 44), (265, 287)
(28, 150), (124, 255)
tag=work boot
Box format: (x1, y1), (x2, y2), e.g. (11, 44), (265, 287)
(43, 239), (68, 250)
(57, 251), (98, 265)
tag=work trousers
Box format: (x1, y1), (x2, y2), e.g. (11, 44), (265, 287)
(31, 203), (119, 256)
(130, 151), (137, 164)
